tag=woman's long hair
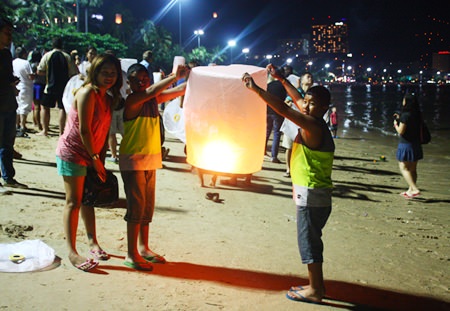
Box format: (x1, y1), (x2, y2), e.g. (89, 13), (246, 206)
(402, 93), (421, 115)
(84, 53), (123, 109)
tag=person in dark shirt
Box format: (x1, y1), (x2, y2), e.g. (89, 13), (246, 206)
(265, 73), (287, 163)
(393, 93), (423, 199)
(0, 17), (28, 193)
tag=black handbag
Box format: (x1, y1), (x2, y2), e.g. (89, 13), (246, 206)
(82, 169), (119, 207)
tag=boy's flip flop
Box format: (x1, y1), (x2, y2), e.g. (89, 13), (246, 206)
(123, 261), (153, 271)
(286, 290), (321, 304)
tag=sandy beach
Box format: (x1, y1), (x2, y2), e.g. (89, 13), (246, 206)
(1, 112), (449, 311)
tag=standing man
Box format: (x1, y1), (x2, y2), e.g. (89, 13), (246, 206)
(13, 46), (34, 136)
(0, 17), (27, 193)
(37, 37), (78, 136)
(140, 50), (155, 84)
(265, 73), (287, 163)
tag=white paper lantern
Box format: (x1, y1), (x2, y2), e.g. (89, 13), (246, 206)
(184, 65), (267, 174)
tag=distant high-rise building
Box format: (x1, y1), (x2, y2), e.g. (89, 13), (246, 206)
(432, 51), (450, 71)
(312, 21), (349, 55)
(279, 36), (310, 57)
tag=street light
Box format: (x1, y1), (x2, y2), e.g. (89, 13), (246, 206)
(228, 40), (236, 64)
(178, 0), (182, 47)
(194, 29), (204, 48)
(242, 48), (249, 63)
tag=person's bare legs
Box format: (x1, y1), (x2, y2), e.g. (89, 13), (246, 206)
(33, 102), (42, 130)
(287, 263), (326, 302)
(59, 108), (66, 135)
(139, 223), (165, 262)
(37, 106), (50, 136)
(63, 175), (92, 267)
(125, 222), (153, 269)
(19, 114), (28, 131)
(284, 148), (292, 176)
(399, 161), (420, 195)
(108, 133), (118, 160)
(80, 204), (105, 255)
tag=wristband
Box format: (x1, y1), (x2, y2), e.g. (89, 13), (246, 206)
(91, 153), (100, 161)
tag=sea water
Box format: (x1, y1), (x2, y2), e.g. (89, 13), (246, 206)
(328, 83), (450, 140)
(327, 83), (450, 162)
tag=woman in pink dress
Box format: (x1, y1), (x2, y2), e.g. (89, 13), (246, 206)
(56, 53), (122, 271)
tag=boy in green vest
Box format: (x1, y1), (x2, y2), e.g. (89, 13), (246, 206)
(119, 63), (188, 270)
(242, 65), (334, 304)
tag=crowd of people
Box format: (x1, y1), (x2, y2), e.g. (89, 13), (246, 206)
(1, 15), (426, 304)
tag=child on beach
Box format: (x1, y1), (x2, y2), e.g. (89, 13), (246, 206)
(119, 63), (189, 271)
(242, 65), (334, 304)
(329, 106), (338, 138)
(56, 53), (123, 271)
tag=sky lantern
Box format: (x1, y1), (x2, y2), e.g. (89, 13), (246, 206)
(115, 13), (122, 24)
(183, 65), (267, 174)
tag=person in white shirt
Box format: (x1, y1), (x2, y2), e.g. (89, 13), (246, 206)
(13, 47), (34, 136)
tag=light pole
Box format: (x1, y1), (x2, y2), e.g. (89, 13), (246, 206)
(76, 0), (80, 31)
(194, 29), (204, 48)
(242, 48), (249, 63)
(228, 40), (236, 64)
(178, 0), (182, 46)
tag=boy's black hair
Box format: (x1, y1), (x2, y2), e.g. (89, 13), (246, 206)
(126, 63), (148, 79)
(306, 86), (331, 107)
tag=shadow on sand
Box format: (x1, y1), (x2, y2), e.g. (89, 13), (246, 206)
(96, 260), (449, 310)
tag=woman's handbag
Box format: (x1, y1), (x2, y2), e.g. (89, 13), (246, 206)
(82, 168), (119, 207)
(420, 119), (431, 145)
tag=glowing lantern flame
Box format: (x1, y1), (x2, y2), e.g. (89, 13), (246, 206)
(115, 13), (122, 24)
(198, 141), (239, 172)
(184, 65), (267, 174)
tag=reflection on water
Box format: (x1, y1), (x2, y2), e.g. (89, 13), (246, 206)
(328, 83), (450, 139)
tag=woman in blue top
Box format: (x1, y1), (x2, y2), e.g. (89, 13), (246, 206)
(393, 93), (423, 199)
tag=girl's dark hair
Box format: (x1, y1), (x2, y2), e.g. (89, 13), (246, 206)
(30, 49), (42, 63)
(402, 93), (420, 113)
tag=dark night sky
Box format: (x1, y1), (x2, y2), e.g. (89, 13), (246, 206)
(106, 0), (449, 62)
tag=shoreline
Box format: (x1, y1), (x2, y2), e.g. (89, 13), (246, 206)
(1, 116), (449, 310)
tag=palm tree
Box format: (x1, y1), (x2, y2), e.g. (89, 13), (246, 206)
(139, 20), (175, 70)
(7, 0), (72, 28)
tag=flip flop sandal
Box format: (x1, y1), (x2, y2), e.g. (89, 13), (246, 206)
(16, 130), (29, 138)
(286, 290), (321, 304)
(90, 249), (110, 261)
(205, 192), (224, 203)
(123, 261), (153, 271)
(142, 254), (166, 264)
(75, 258), (99, 272)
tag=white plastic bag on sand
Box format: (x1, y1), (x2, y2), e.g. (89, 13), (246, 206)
(183, 64), (267, 174)
(163, 97), (186, 143)
(62, 75), (83, 113)
(0, 240), (56, 273)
